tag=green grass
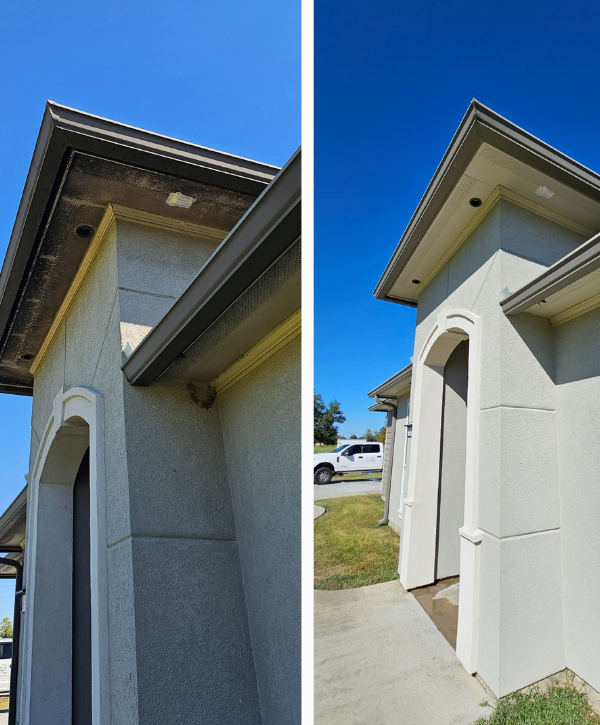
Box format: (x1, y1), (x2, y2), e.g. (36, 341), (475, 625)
(314, 445), (337, 453)
(314, 494), (400, 590)
(0, 696), (8, 711)
(331, 470), (381, 482)
(476, 681), (600, 724)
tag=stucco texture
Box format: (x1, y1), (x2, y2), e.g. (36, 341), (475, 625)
(26, 218), (289, 724)
(218, 336), (301, 725)
(404, 199), (586, 696)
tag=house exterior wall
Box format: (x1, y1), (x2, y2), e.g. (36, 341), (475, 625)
(218, 335), (301, 725)
(408, 198), (586, 696)
(23, 219), (274, 724)
(385, 394), (409, 534)
(554, 307), (600, 694)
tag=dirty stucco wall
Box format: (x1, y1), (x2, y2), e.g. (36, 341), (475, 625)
(410, 199), (585, 696)
(26, 219), (263, 725)
(554, 307), (600, 694)
(217, 335), (301, 725)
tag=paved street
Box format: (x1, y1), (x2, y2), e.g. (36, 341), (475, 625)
(315, 580), (490, 725)
(314, 478), (382, 500)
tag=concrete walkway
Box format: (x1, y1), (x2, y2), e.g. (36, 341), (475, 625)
(315, 580), (490, 725)
(314, 505), (326, 520)
(314, 479), (382, 500)
(0, 710), (7, 724)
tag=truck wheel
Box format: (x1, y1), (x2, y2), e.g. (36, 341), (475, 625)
(314, 467), (333, 485)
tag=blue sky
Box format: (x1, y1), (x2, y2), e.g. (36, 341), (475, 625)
(315, 0), (600, 437)
(0, 0), (299, 620)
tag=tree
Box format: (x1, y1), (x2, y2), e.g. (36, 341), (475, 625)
(349, 434), (358, 440)
(378, 425), (387, 444)
(0, 617), (12, 638)
(314, 393), (346, 445)
(362, 428), (378, 442)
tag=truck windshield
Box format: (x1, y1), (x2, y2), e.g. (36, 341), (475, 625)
(0, 643), (12, 660)
(332, 445), (349, 453)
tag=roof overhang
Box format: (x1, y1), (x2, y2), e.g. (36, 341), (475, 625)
(0, 102), (279, 395)
(501, 230), (600, 325)
(0, 486), (26, 577)
(367, 363), (412, 400)
(375, 100), (600, 306)
(122, 148), (301, 386)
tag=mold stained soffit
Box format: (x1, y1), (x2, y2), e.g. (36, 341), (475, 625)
(121, 148), (302, 387)
(0, 102), (281, 396)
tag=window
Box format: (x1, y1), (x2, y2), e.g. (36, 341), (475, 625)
(0, 643), (12, 660)
(363, 444), (380, 453)
(344, 445), (361, 456)
(332, 445), (349, 453)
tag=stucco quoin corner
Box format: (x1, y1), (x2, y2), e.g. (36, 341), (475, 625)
(24, 386), (109, 725)
(400, 308), (482, 675)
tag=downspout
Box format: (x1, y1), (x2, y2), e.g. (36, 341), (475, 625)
(0, 557), (23, 725)
(375, 396), (397, 526)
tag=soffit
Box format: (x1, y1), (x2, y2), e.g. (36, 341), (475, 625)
(386, 141), (600, 304)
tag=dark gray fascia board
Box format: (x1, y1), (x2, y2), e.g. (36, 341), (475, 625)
(123, 147), (301, 386)
(501, 230), (600, 315)
(367, 363), (412, 399)
(368, 402), (388, 412)
(374, 99), (600, 303)
(0, 485), (27, 540)
(0, 102), (279, 395)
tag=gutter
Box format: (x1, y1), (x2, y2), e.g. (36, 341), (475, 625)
(375, 396), (397, 527)
(122, 147), (301, 386)
(501, 230), (600, 316)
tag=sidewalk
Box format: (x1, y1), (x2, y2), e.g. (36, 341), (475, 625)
(315, 580), (490, 725)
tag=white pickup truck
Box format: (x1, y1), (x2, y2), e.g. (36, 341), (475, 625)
(313, 442), (384, 484)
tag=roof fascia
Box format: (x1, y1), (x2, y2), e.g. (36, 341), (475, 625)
(374, 100), (600, 303)
(122, 148), (301, 386)
(501, 230), (600, 316)
(367, 363), (412, 398)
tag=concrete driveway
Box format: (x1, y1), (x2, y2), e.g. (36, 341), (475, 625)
(315, 580), (490, 725)
(314, 478), (382, 500)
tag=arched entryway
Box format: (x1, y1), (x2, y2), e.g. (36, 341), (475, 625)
(21, 387), (109, 725)
(399, 309), (482, 674)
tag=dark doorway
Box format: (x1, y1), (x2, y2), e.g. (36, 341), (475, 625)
(413, 340), (469, 650)
(72, 449), (92, 725)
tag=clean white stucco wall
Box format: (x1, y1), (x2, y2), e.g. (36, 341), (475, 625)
(25, 219), (266, 725)
(407, 198), (586, 695)
(386, 394), (410, 534)
(218, 335), (301, 725)
(554, 306), (600, 694)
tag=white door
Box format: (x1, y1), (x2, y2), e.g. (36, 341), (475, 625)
(337, 444), (364, 471)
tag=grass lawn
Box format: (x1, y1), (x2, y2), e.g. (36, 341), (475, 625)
(476, 681), (600, 724)
(0, 696), (8, 710)
(331, 470), (381, 482)
(314, 494), (400, 590)
(314, 445), (336, 453)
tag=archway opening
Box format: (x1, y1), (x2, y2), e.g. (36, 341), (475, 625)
(412, 339), (469, 649)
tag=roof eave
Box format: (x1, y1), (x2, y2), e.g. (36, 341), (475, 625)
(122, 147), (301, 386)
(374, 100), (600, 304)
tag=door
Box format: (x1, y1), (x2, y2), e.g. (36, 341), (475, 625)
(72, 449), (92, 725)
(337, 444), (364, 471)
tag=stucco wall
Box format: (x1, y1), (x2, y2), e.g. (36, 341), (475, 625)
(436, 340), (468, 580)
(387, 394), (409, 534)
(554, 306), (600, 694)
(408, 199), (585, 695)
(218, 336), (301, 725)
(25, 220), (266, 724)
